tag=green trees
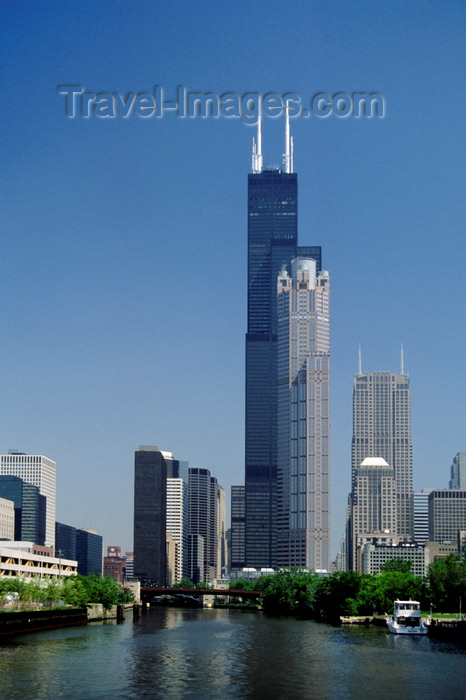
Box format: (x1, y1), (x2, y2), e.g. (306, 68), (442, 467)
(0, 574), (134, 610)
(257, 569), (319, 616)
(426, 554), (466, 613)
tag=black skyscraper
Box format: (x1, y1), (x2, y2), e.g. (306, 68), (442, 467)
(133, 446), (167, 585)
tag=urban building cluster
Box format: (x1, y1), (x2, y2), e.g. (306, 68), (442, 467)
(0, 451), (104, 580)
(133, 446), (226, 586)
(2, 123), (465, 591)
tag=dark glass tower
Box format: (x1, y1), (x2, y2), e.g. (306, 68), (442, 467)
(133, 446), (167, 585)
(245, 169), (298, 568)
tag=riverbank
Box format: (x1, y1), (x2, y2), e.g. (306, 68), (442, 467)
(0, 603), (138, 636)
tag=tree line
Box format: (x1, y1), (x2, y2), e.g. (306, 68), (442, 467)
(0, 574), (134, 610)
(231, 554), (466, 621)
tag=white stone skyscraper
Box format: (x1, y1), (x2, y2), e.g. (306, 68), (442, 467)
(276, 257), (330, 571)
(0, 451), (56, 549)
(349, 369), (413, 568)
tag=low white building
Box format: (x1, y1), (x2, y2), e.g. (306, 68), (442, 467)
(0, 542), (77, 580)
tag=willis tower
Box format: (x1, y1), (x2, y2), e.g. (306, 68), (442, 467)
(245, 112), (324, 569)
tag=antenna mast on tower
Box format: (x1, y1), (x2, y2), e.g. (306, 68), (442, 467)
(252, 110), (263, 173)
(283, 101), (294, 173)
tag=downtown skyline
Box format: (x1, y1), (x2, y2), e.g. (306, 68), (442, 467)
(2, 2), (465, 557)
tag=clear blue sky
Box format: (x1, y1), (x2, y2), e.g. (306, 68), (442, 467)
(2, 1), (465, 558)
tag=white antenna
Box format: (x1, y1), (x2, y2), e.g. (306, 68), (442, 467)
(283, 102), (293, 173)
(400, 344), (405, 375)
(252, 110), (263, 173)
(358, 345), (362, 375)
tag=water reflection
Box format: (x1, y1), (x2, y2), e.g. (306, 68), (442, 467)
(0, 609), (465, 699)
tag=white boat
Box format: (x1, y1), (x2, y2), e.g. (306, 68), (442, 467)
(386, 600), (428, 635)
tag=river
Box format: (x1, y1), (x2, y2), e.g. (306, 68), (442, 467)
(1, 607), (465, 699)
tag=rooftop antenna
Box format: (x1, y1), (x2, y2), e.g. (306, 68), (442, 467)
(400, 344), (405, 375)
(283, 101), (293, 173)
(252, 109), (263, 173)
(358, 345), (362, 375)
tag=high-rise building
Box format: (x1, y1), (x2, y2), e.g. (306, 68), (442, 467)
(348, 369), (413, 568)
(0, 475), (46, 545)
(244, 117), (323, 569)
(449, 452), (466, 489)
(276, 257), (330, 570)
(0, 452), (56, 549)
(188, 467), (225, 583)
(133, 446), (167, 586)
(166, 477), (188, 582)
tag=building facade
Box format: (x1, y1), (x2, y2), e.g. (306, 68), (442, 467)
(133, 446), (167, 586)
(428, 489), (466, 544)
(0, 452), (56, 549)
(414, 489), (434, 544)
(244, 123), (324, 569)
(76, 528), (103, 576)
(0, 497), (15, 540)
(276, 257), (330, 570)
(230, 485), (245, 571)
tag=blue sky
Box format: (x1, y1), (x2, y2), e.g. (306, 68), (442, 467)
(2, 1), (465, 558)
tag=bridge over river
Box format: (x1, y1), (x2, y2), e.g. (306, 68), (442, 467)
(140, 587), (261, 605)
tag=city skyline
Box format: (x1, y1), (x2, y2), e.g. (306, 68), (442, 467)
(2, 2), (465, 557)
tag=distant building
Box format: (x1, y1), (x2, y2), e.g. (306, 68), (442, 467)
(0, 475), (46, 545)
(428, 490), (466, 544)
(55, 522), (77, 560)
(133, 446), (167, 586)
(230, 485), (245, 571)
(352, 457), (397, 572)
(76, 528), (103, 575)
(103, 546), (126, 584)
(413, 489), (434, 544)
(361, 541), (426, 577)
(449, 452), (466, 489)
(0, 497), (15, 540)
(348, 369), (413, 569)
(125, 552), (134, 579)
(0, 452), (56, 548)
(188, 467), (226, 583)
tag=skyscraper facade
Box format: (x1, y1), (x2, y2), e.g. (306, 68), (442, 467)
(349, 370), (413, 568)
(230, 485), (245, 571)
(133, 446), (167, 585)
(276, 257), (330, 570)
(244, 121), (324, 569)
(0, 452), (56, 549)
